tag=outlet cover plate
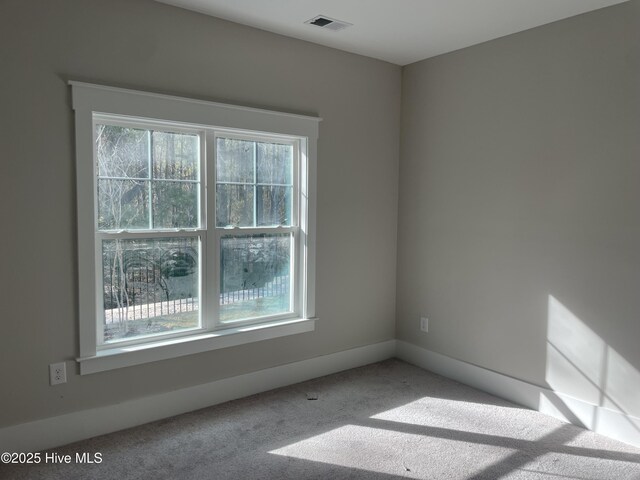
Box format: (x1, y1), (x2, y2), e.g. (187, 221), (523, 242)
(420, 317), (429, 332)
(50, 362), (67, 385)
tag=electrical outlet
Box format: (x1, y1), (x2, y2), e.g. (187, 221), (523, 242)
(50, 362), (67, 385)
(420, 317), (429, 333)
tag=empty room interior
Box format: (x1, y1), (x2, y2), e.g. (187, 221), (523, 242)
(1, 0), (640, 478)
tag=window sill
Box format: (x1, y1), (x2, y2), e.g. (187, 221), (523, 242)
(76, 317), (317, 375)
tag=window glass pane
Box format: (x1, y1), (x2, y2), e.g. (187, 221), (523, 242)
(216, 138), (254, 183)
(102, 237), (199, 343)
(216, 184), (254, 227)
(152, 181), (199, 229)
(219, 234), (291, 322)
(153, 131), (199, 180)
(257, 142), (293, 185)
(257, 185), (292, 226)
(96, 125), (149, 179)
(98, 179), (149, 230)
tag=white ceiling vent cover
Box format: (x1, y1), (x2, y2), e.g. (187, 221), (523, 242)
(304, 15), (352, 32)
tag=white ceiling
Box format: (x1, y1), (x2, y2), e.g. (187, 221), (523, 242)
(156, 0), (628, 65)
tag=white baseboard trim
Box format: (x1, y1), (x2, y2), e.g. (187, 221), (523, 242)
(396, 340), (640, 448)
(4, 339), (638, 453)
(0, 340), (396, 453)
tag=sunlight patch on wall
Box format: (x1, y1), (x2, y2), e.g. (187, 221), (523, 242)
(602, 347), (640, 418)
(546, 296), (605, 405)
(545, 295), (640, 437)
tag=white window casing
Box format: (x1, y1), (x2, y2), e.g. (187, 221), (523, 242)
(71, 82), (320, 374)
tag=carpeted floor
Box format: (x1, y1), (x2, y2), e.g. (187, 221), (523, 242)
(2, 359), (640, 479)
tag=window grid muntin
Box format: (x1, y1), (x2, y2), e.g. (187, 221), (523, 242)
(214, 133), (296, 229)
(93, 115), (204, 233)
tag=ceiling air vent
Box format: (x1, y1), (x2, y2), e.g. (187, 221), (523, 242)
(304, 15), (352, 32)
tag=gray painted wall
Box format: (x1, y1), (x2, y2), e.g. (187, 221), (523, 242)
(398, 1), (640, 418)
(0, 0), (400, 427)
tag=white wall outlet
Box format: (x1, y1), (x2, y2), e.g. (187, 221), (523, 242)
(420, 317), (429, 332)
(50, 362), (67, 385)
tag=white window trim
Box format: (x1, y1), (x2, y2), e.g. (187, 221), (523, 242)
(71, 81), (320, 375)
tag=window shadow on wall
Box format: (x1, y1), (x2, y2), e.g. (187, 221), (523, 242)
(542, 295), (640, 443)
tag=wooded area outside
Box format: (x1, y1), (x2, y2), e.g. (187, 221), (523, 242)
(96, 124), (294, 342)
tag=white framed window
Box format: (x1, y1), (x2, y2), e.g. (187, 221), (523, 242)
(71, 82), (320, 374)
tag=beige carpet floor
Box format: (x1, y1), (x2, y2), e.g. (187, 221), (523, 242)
(2, 359), (640, 479)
